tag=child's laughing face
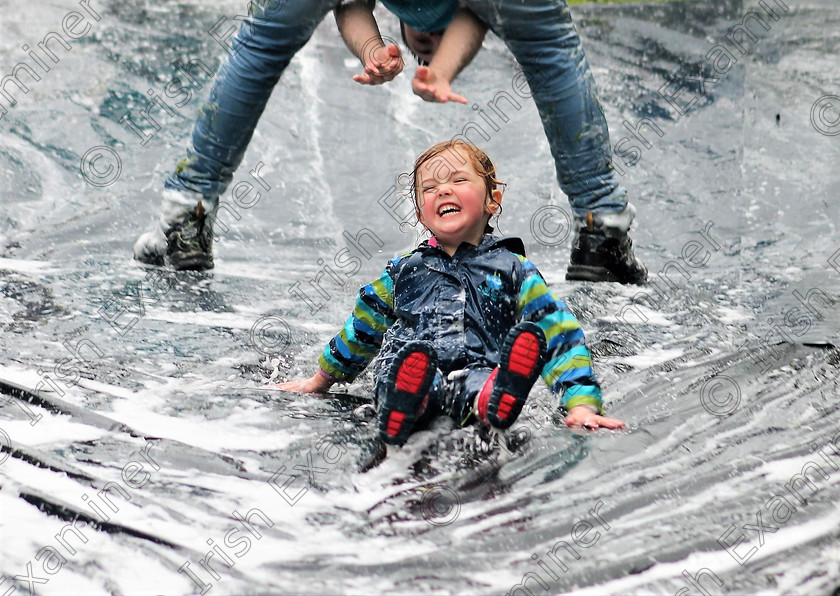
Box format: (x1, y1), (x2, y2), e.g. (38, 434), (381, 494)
(416, 147), (501, 254)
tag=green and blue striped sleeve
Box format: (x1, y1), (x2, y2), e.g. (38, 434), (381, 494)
(515, 255), (603, 413)
(318, 263), (397, 382)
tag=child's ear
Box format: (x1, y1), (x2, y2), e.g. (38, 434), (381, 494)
(486, 188), (503, 213)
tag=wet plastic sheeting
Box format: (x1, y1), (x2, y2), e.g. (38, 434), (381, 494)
(1, 0), (839, 594)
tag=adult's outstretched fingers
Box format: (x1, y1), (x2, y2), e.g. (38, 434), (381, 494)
(445, 91), (468, 104)
(415, 84), (439, 102)
(355, 72), (388, 85)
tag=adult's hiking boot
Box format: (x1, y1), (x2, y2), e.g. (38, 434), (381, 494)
(133, 189), (217, 271)
(477, 322), (546, 430)
(566, 204), (647, 285)
(378, 342), (438, 446)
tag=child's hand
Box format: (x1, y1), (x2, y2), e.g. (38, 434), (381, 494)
(274, 373), (334, 394)
(412, 65), (467, 104)
(564, 405), (625, 430)
(353, 42), (404, 85)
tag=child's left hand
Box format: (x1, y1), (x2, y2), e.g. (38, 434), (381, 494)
(564, 405), (625, 430)
(273, 373), (334, 394)
(353, 42), (404, 85)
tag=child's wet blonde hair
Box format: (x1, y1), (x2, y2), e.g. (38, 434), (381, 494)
(411, 140), (505, 233)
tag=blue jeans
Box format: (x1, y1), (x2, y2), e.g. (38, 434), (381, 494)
(166, 0), (627, 218)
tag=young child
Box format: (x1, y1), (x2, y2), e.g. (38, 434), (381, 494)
(276, 140), (625, 445)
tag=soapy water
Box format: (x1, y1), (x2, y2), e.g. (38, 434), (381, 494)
(1, 0), (839, 594)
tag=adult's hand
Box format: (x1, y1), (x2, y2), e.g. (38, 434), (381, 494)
(564, 405), (625, 430)
(354, 43), (404, 85)
(412, 65), (467, 104)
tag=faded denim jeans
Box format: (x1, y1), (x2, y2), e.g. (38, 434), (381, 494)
(166, 0), (628, 219)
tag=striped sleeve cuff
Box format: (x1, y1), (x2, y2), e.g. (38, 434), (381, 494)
(561, 385), (604, 414)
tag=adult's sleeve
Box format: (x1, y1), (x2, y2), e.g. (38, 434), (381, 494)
(515, 256), (604, 413)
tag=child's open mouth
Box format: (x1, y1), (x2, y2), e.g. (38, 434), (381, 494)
(437, 204), (461, 217)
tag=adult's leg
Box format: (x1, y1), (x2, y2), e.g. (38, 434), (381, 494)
(135, 0), (337, 269)
(463, 0), (647, 283)
(464, 0), (621, 216)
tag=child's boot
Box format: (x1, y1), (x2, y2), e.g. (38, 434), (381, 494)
(379, 342), (438, 446)
(566, 203), (647, 285)
(477, 322), (546, 429)
(133, 189), (217, 271)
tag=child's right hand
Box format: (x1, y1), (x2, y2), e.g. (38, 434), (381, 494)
(274, 373), (334, 394)
(353, 42), (404, 85)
